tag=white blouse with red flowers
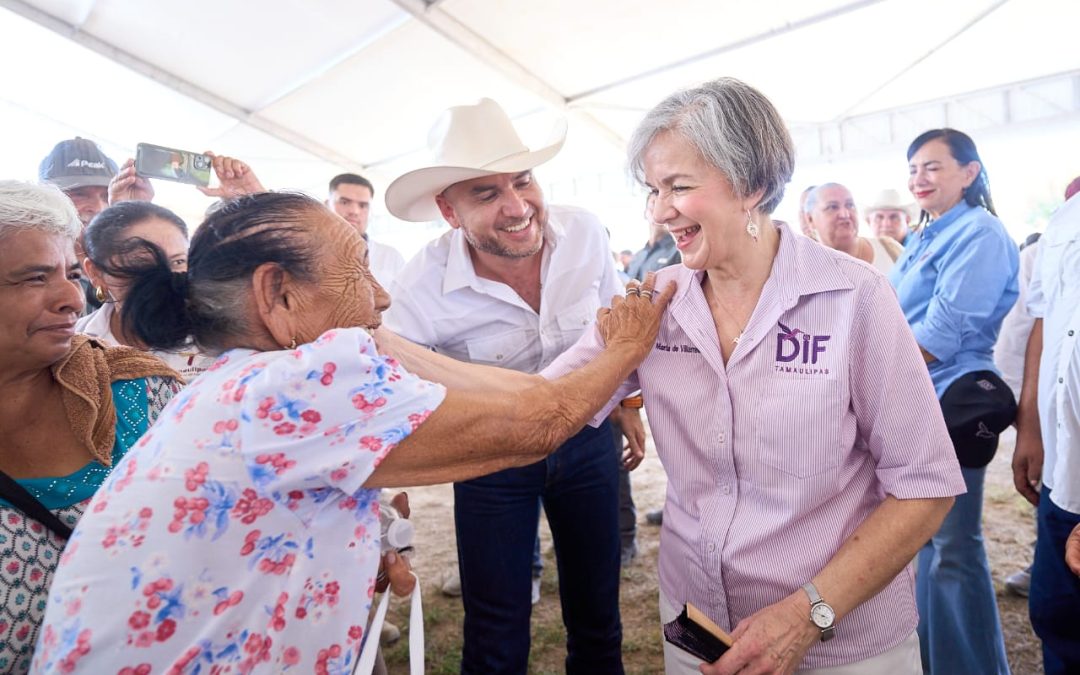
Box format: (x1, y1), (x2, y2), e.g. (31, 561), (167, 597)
(31, 328), (445, 674)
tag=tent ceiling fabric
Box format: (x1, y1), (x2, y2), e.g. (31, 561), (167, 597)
(3, 0), (1078, 187)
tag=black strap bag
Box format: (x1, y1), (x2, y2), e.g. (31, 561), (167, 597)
(939, 370), (1017, 468)
(0, 469), (73, 541)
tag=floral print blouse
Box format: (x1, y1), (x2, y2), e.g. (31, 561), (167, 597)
(31, 328), (445, 674)
(0, 376), (179, 675)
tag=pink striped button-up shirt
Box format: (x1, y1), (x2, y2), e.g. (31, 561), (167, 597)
(543, 223), (965, 668)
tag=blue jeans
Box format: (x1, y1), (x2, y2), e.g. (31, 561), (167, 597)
(454, 421), (623, 675)
(1030, 486), (1080, 674)
(532, 520), (543, 578)
(916, 465), (1010, 674)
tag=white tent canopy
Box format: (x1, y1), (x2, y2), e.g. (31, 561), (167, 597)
(2, 0), (1079, 253)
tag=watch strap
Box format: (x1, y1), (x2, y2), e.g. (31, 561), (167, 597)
(801, 582), (836, 642)
(801, 582), (822, 604)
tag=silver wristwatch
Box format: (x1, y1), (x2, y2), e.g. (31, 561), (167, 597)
(802, 582), (836, 642)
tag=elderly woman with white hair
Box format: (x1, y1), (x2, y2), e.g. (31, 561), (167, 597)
(0, 181), (181, 674)
(543, 78), (966, 674)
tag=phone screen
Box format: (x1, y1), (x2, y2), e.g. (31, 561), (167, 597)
(135, 143), (212, 187)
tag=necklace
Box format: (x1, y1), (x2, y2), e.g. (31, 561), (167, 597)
(707, 293), (748, 345)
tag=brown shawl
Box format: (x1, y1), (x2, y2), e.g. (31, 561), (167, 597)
(49, 335), (180, 467)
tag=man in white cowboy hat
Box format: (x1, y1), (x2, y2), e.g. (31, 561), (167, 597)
(864, 188), (915, 245)
(384, 98), (634, 674)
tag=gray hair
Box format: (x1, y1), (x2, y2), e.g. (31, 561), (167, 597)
(804, 182), (847, 214)
(627, 77), (795, 214)
(0, 180), (80, 241)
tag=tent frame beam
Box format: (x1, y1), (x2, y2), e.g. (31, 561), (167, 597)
(836, 0), (1011, 118)
(792, 69), (1080, 162)
(389, 0), (627, 147)
(0, 0), (370, 172)
(565, 0), (888, 103)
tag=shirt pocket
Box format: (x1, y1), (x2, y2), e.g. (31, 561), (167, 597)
(748, 378), (846, 479)
(1044, 234), (1080, 303)
(464, 328), (532, 367)
(555, 297), (600, 351)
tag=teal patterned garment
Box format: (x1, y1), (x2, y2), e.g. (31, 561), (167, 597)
(0, 376), (178, 674)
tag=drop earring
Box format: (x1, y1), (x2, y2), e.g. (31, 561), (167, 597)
(745, 210), (759, 242)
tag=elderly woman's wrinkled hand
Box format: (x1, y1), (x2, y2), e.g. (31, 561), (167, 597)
(699, 594), (819, 675)
(598, 271), (676, 356)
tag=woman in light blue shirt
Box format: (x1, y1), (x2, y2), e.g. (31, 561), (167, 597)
(890, 128), (1019, 675)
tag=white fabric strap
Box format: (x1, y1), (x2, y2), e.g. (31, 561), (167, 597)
(355, 572), (424, 675)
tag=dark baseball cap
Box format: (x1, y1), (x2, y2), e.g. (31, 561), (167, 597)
(38, 137), (118, 191)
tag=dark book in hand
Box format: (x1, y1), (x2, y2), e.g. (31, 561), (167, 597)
(662, 602), (734, 663)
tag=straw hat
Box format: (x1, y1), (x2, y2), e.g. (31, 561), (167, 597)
(385, 98), (566, 222)
(864, 188), (916, 219)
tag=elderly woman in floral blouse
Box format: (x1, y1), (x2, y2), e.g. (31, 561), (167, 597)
(31, 191), (670, 673)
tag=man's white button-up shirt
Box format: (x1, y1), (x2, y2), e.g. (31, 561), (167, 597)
(1027, 193), (1080, 513)
(385, 204), (624, 374)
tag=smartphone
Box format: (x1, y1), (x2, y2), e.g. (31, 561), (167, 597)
(135, 143), (212, 187)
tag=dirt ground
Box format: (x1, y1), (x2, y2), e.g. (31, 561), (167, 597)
(383, 427), (1043, 674)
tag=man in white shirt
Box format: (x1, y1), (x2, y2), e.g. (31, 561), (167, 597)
(383, 98), (636, 674)
(326, 173), (405, 287)
(995, 232), (1042, 597)
(1013, 185), (1080, 675)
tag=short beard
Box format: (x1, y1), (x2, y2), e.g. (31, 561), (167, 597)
(462, 222), (544, 259)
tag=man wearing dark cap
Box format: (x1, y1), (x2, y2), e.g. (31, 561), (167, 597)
(38, 137), (119, 311)
(38, 137), (118, 227)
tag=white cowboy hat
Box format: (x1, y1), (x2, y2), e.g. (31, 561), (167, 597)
(385, 98), (567, 222)
(864, 188), (916, 219)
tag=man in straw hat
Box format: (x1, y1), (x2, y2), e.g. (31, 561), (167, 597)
(864, 188), (915, 245)
(384, 98), (634, 674)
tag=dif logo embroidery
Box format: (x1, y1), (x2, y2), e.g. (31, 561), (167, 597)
(775, 322), (830, 364)
(774, 322), (831, 376)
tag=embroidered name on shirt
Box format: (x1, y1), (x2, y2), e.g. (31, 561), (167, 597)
(655, 342), (700, 354)
(774, 322), (831, 376)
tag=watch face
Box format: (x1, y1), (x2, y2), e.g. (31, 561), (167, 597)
(811, 603), (835, 628)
